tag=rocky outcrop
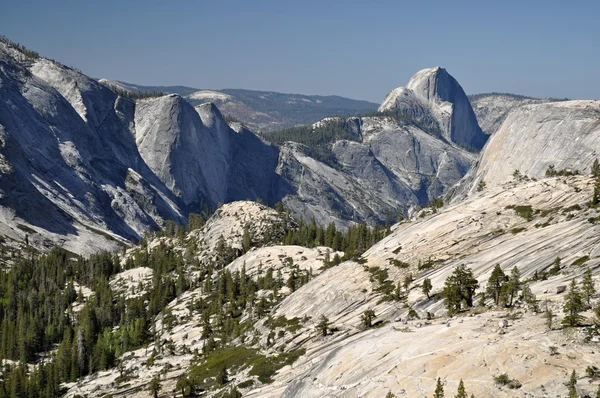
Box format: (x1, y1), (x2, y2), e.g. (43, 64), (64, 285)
(380, 67), (487, 151)
(468, 93), (559, 135)
(248, 176), (600, 397)
(276, 115), (476, 226)
(456, 100), (600, 198)
(0, 43), (186, 254)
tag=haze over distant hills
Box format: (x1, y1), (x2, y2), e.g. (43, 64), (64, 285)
(98, 79), (379, 132)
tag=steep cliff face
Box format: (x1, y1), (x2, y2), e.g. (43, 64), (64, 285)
(469, 93), (562, 135)
(455, 100), (600, 198)
(0, 43), (187, 254)
(275, 114), (476, 226)
(380, 67), (487, 151)
(134, 96), (230, 207)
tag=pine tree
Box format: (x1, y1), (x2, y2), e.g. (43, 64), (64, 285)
(361, 310), (376, 328)
(503, 266), (521, 307)
(316, 315), (331, 337)
(455, 379), (467, 398)
(581, 267), (595, 307)
(567, 370), (577, 398)
(148, 376), (161, 398)
(563, 280), (585, 327)
(434, 377), (445, 398)
(422, 278), (433, 299)
(486, 264), (507, 305)
(443, 265), (479, 314)
(242, 226), (251, 253)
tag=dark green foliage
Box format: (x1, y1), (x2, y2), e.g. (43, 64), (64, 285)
(434, 377), (444, 398)
(505, 205), (535, 221)
(586, 365), (600, 379)
(593, 159), (600, 178)
(109, 86), (165, 100)
(0, 35), (40, 59)
(582, 267), (595, 307)
(493, 373), (522, 389)
(545, 165), (579, 177)
(316, 315), (331, 337)
(562, 280), (586, 327)
(486, 264), (507, 305)
(282, 219), (390, 260)
(572, 256), (590, 266)
(261, 118), (360, 165)
(567, 370), (577, 398)
(455, 379), (467, 398)
(442, 265), (479, 314)
(148, 377), (161, 398)
(361, 310), (376, 328)
(422, 278), (433, 299)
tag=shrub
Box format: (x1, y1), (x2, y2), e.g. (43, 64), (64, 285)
(493, 373), (522, 389)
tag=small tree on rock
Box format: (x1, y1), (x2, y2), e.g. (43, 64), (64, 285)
(148, 377), (161, 398)
(443, 265), (479, 314)
(422, 278), (433, 299)
(581, 267), (595, 308)
(434, 377), (445, 398)
(316, 314), (331, 337)
(562, 280), (585, 327)
(361, 310), (376, 328)
(486, 264), (507, 305)
(455, 379), (468, 398)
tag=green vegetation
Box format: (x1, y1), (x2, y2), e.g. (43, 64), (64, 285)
(505, 204), (536, 221)
(261, 118), (360, 165)
(282, 218), (390, 261)
(189, 346), (305, 387)
(442, 265), (479, 314)
(493, 373), (522, 389)
(545, 165), (579, 177)
(433, 377), (444, 398)
(572, 255), (590, 266)
(562, 280), (585, 327)
(361, 309), (376, 328)
(0, 35), (40, 59)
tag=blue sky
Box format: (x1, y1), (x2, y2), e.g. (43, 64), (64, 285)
(1, 0), (598, 102)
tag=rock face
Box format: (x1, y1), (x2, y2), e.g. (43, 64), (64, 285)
(380, 67), (488, 151)
(99, 79), (380, 132)
(246, 176), (600, 398)
(0, 41), (185, 254)
(456, 100), (600, 198)
(276, 114), (476, 226)
(0, 39), (281, 254)
(468, 93), (561, 135)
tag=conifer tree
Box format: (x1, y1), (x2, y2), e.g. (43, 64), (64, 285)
(422, 278), (433, 299)
(581, 267), (595, 307)
(563, 280), (585, 327)
(434, 377), (444, 398)
(567, 370), (577, 398)
(361, 310), (376, 328)
(148, 376), (161, 398)
(503, 266), (521, 307)
(443, 265), (479, 314)
(486, 264), (507, 305)
(316, 315), (331, 337)
(455, 379), (468, 398)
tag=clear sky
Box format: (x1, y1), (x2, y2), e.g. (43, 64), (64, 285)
(1, 0), (598, 103)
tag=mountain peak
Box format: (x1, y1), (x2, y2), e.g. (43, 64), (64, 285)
(379, 67), (487, 151)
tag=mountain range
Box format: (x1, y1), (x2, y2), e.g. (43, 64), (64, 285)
(3, 35), (600, 398)
(1, 35), (598, 258)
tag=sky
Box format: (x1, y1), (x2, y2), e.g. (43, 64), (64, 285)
(1, 0), (598, 103)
